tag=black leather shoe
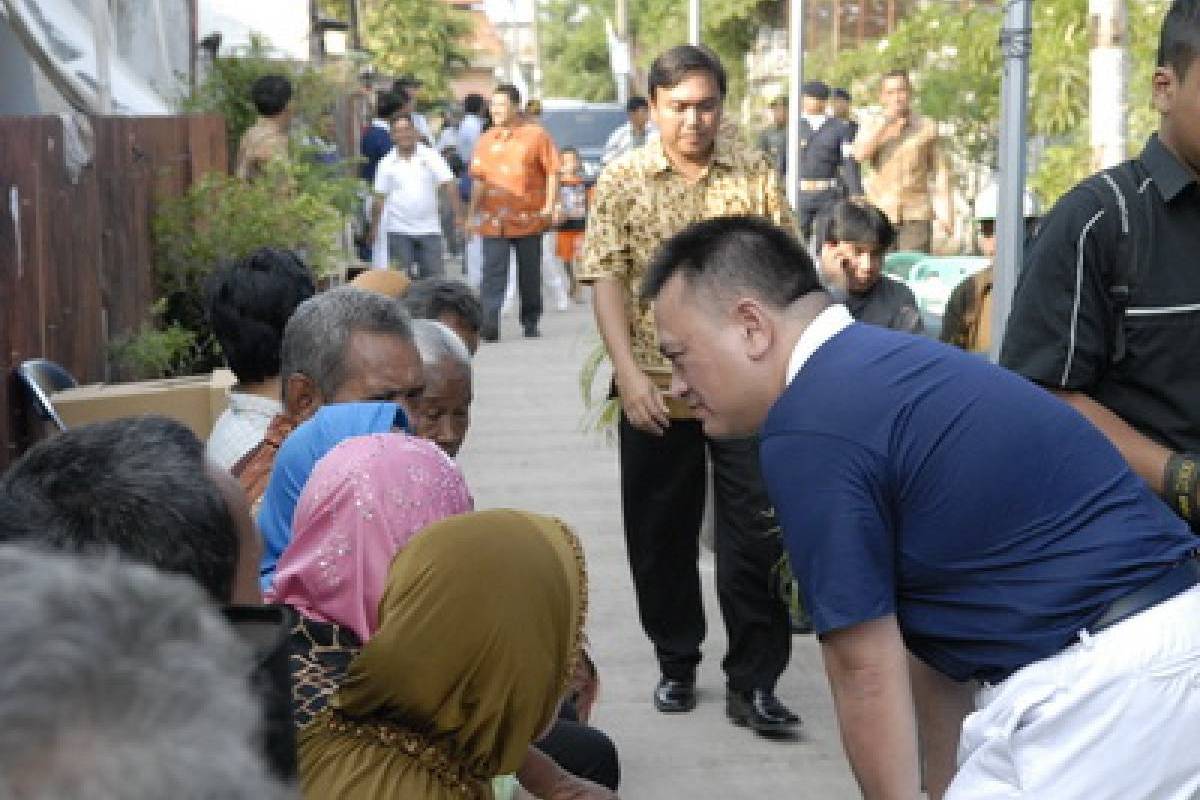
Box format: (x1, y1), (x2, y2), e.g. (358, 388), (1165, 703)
(653, 677), (697, 713)
(480, 327), (499, 343)
(726, 688), (801, 735)
(523, 327), (541, 338)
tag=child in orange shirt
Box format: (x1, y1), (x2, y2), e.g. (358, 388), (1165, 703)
(552, 147), (593, 302)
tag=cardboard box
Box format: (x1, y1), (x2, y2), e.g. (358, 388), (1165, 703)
(51, 370), (237, 440)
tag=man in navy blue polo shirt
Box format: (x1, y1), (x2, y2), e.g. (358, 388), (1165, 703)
(642, 215), (1200, 799)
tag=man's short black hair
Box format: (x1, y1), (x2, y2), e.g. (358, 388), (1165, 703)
(819, 200), (896, 254)
(494, 83), (521, 106)
(463, 93), (485, 114)
(626, 95), (649, 112)
(394, 74), (422, 91)
(0, 416), (240, 603)
(390, 111), (415, 128)
(648, 45), (727, 101)
(376, 90), (405, 120)
(204, 248), (315, 385)
(882, 68), (910, 86)
(404, 278), (483, 334)
(251, 75), (292, 117)
(561, 146), (580, 157)
(641, 216), (821, 310)
(1159, 0), (1200, 80)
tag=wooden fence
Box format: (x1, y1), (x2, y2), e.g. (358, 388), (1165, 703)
(1, 114), (227, 467)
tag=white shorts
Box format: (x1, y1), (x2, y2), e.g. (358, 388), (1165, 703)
(946, 584), (1200, 800)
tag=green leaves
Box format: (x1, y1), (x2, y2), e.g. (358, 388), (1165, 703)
(361, 0), (474, 98)
(540, 0), (773, 104)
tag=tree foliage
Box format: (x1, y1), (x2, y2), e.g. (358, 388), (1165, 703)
(539, 0), (1168, 206)
(322, 0), (474, 98)
(809, 0), (1168, 205)
(540, 0), (774, 104)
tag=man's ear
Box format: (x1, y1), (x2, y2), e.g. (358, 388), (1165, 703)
(733, 298), (774, 361)
(283, 373), (321, 422)
(1152, 66), (1177, 115)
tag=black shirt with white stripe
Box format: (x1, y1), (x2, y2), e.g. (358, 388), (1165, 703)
(1001, 134), (1200, 453)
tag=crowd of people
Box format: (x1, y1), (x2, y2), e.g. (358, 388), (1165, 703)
(2, 0), (1198, 798)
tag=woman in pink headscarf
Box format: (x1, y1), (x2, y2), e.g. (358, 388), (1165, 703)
(268, 431), (473, 729)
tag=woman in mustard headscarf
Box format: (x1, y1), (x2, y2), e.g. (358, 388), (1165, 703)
(298, 509), (587, 799)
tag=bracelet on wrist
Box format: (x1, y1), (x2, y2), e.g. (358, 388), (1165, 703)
(1163, 452), (1200, 526)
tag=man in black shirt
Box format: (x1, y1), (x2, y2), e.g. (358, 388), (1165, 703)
(816, 199), (923, 333)
(1001, 0), (1200, 531)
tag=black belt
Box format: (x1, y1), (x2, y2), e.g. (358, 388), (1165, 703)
(1089, 555), (1200, 635)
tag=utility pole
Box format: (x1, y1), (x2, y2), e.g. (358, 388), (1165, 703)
(1089, 0), (1128, 168)
(785, 0), (804, 210)
(348, 0), (361, 51)
(689, 0), (701, 45)
(615, 0), (630, 103)
(532, 0), (543, 98)
(989, 0), (1032, 360)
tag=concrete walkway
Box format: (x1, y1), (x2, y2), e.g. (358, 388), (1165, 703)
(458, 302), (860, 799)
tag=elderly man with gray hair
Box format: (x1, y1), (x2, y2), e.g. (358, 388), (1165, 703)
(0, 547), (284, 800)
(233, 286), (426, 504)
(410, 318), (473, 457)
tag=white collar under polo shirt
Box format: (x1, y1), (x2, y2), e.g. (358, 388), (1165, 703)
(786, 303), (853, 385)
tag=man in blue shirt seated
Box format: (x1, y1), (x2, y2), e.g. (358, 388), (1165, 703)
(642, 214), (1200, 800)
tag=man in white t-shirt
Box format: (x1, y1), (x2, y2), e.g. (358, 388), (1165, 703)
(369, 113), (463, 277)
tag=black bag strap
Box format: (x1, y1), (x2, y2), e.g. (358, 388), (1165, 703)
(1078, 159), (1152, 364)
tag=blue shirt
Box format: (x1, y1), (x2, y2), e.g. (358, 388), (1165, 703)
(360, 123), (392, 183)
(761, 322), (1196, 682)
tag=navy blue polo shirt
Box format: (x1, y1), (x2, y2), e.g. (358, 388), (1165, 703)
(761, 321), (1195, 682)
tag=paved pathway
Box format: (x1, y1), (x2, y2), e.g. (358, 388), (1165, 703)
(457, 302), (860, 799)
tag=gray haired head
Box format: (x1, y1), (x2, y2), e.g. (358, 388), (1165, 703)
(411, 318), (472, 375)
(279, 286), (413, 402)
(0, 547), (284, 800)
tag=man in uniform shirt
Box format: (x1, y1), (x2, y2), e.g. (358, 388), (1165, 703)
(830, 87), (858, 140)
(1001, 0), (1200, 533)
(579, 45), (799, 736)
(757, 96), (788, 177)
(853, 70), (953, 252)
(796, 81), (862, 242)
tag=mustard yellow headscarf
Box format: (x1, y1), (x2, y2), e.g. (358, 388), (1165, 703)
(298, 509), (587, 799)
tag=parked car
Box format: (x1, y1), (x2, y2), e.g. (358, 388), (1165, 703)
(537, 100), (627, 178)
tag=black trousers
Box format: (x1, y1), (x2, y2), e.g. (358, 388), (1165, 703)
(798, 187), (842, 243)
(480, 234), (542, 335)
(618, 416), (790, 692)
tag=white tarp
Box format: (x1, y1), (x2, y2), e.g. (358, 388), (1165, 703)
(1, 0), (170, 113)
(197, 0), (311, 60)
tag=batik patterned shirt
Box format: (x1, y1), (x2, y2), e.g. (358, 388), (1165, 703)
(579, 133), (797, 375)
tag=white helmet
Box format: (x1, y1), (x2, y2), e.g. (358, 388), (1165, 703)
(974, 182), (1040, 221)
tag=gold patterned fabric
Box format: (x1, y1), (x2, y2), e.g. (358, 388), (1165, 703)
(853, 113), (944, 224)
(578, 133), (797, 375)
(298, 509), (587, 800)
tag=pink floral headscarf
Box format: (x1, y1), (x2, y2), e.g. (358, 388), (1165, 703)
(266, 432), (473, 642)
